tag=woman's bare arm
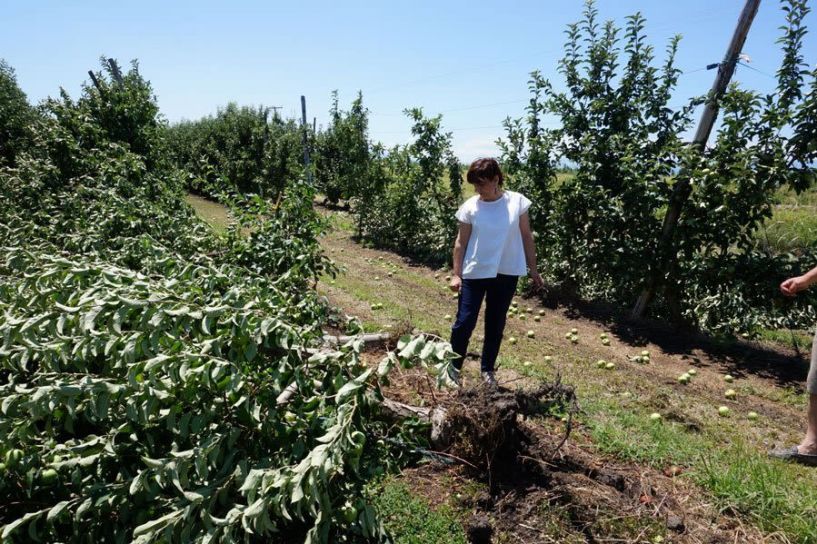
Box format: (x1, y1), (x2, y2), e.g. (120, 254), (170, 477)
(781, 265), (817, 296)
(451, 222), (472, 291)
(519, 212), (544, 290)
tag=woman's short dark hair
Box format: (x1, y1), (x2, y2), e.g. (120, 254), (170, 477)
(467, 157), (504, 186)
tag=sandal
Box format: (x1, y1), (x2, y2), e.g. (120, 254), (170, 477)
(768, 446), (817, 466)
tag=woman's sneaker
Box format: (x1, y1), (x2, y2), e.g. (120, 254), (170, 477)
(450, 367), (461, 387)
(481, 371), (497, 387)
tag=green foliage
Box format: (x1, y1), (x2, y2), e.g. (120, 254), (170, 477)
(313, 91), (372, 203)
(0, 59), (37, 167)
(166, 103), (303, 199)
(0, 58), (460, 543)
(498, 0), (817, 334)
(354, 108), (460, 265)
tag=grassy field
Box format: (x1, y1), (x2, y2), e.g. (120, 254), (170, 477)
(184, 193), (232, 233)
(188, 193), (817, 542)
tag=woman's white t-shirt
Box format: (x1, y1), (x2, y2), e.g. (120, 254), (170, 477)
(455, 190), (532, 279)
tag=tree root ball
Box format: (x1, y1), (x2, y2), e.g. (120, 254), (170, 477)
(438, 380), (577, 474)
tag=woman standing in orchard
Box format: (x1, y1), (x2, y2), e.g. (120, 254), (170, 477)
(449, 158), (544, 386)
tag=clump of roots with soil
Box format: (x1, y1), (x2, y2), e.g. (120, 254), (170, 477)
(376, 359), (759, 543)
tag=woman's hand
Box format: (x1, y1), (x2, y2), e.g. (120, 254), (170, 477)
(780, 275), (808, 297)
(529, 270), (545, 292)
(449, 275), (462, 292)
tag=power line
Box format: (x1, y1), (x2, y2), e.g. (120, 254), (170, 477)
(370, 119), (562, 135)
(365, 7), (737, 97)
(369, 98), (529, 117)
(363, 47), (558, 96)
(370, 124), (506, 135)
(680, 65), (713, 75)
(737, 61), (776, 79)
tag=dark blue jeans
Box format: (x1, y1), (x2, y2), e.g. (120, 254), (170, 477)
(449, 273), (519, 372)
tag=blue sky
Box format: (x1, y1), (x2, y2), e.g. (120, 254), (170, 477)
(3, 1), (814, 161)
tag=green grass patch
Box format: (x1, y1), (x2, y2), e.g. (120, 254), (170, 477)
(499, 356), (817, 542)
(327, 211), (355, 233)
(757, 327), (813, 351)
(185, 193), (232, 233)
(773, 187), (817, 207)
(370, 478), (468, 544)
(587, 396), (817, 541)
(322, 266), (443, 333)
(759, 207), (817, 253)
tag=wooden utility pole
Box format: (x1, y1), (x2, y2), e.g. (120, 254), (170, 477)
(301, 95), (312, 184)
(106, 58), (123, 84)
(88, 71), (105, 97)
(631, 0), (761, 320)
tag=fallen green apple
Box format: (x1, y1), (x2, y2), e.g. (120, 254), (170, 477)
(4, 449), (23, 468)
(605, 362), (615, 370)
(724, 389), (736, 399)
(718, 406), (730, 417)
(747, 411), (759, 421)
(40, 468), (58, 485)
(687, 369), (697, 376)
(534, 316), (541, 322)
(527, 330), (535, 338)
(650, 413), (662, 421)
(509, 337), (517, 344)
(724, 375), (734, 383)
(597, 359), (606, 368)
(543, 355), (553, 363)
(538, 310), (545, 316)
(444, 314), (452, 320)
